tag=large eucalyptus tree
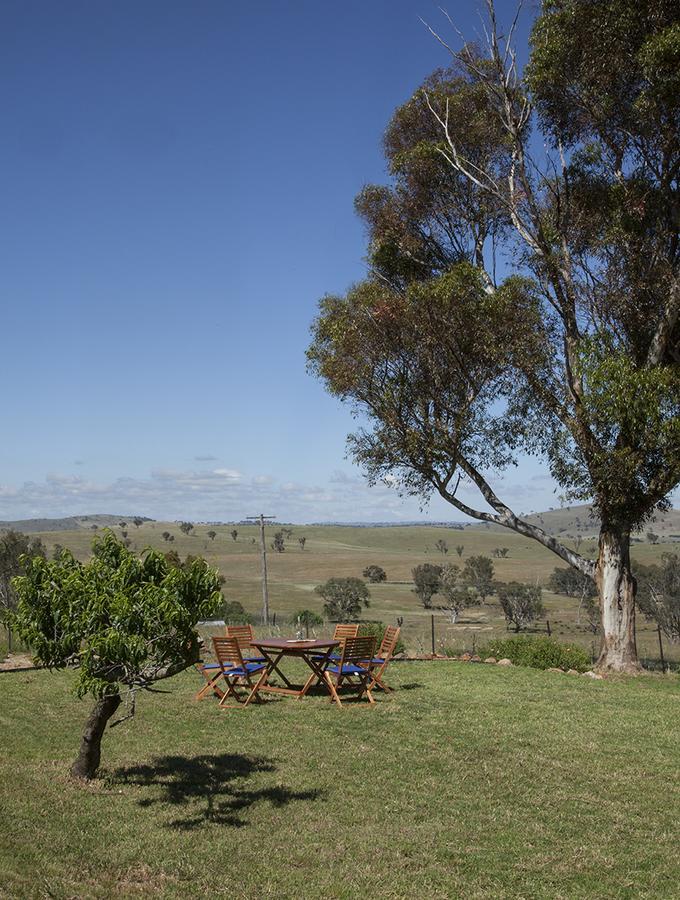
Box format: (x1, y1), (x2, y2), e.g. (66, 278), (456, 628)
(308, 0), (679, 672)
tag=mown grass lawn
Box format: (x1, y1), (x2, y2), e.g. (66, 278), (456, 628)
(1, 663), (678, 899)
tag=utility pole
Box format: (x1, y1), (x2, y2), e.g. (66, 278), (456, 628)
(246, 514), (275, 626)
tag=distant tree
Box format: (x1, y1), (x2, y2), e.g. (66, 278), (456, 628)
(580, 594), (601, 635)
(455, 545), (464, 558)
(282, 528), (294, 539)
(646, 531), (659, 544)
(298, 536), (307, 551)
(207, 530), (217, 542)
(548, 567), (597, 599)
(118, 521), (127, 529)
(132, 517), (144, 529)
(161, 531), (171, 542)
(363, 564), (387, 583)
(272, 531), (285, 553)
(574, 535), (583, 552)
(120, 530), (128, 540)
(462, 556), (495, 600)
(5, 531), (221, 779)
(412, 563), (442, 609)
(179, 522), (194, 536)
(435, 539), (449, 556)
(498, 583), (544, 632)
(90, 524), (98, 531)
(230, 529), (238, 542)
(439, 564), (480, 623)
(167, 534), (175, 543)
(315, 577), (370, 622)
(492, 548), (510, 559)
(637, 554), (680, 643)
(0, 532), (47, 631)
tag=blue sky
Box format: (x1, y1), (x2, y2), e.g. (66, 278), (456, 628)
(0, 0), (569, 523)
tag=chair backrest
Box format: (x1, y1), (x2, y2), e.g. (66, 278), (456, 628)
(226, 624), (254, 651)
(378, 625), (401, 659)
(340, 636), (376, 666)
(212, 636), (245, 670)
(333, 623), (359, 642)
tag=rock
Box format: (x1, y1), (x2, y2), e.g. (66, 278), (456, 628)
(461, 652), (472, 662)
(483, 657), (497, 664)
(497, 658), (513, 666)
(582, 670), (604, 680)
(470, 655), (482, 662)
(546, 667), (564, 674)
(566, 668), (579, 675)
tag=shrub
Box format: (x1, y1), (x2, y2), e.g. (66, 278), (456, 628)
(478, 635), (591, 672)
(358, 622), (406, 656)
(222, 600), (255, 625)
(363, 564), (387, 583)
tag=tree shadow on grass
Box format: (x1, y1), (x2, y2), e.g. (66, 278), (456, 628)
(112, 753), (324, 830)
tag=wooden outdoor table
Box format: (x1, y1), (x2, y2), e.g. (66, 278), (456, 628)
(247, 638), (340, 701)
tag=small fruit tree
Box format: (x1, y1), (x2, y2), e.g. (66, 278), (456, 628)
(6, 530), (222, 780)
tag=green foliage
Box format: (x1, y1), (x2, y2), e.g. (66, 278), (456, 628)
(362, 564), (387, 583)
(411, 563), (442, 609)
(0, 530), (46, 615)
(497, 582), (545, 632)
(230, 529), (238, 541)
(636, 553), (680, 641)
(207, 530), (217, 541)
(438, 564), (480, 623)
(223, 600), (255, 626)
(357, 621), (406, 656)
(179, 522), (194, 536)
(291, 609), (324, 630)
(462, 555), (494, 600)
(314, 577), (370, 622)
(272, 531), (285, 553)
(478, 635), (591, 673)
(7, 530), (222, 699)
(548, 566), (597, 599)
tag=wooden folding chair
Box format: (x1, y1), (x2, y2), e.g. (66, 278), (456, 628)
(322, 636), (377, 707)
(312, 623), (359, 664)
(365, 625), (401, 693)
(226, 623), (266, 663)
(212, 636), (267, 709)
(194, 659), (226, 701)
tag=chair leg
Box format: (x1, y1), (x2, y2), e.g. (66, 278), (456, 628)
(323, 671), (343, 708)
(194, 665), (225, 701)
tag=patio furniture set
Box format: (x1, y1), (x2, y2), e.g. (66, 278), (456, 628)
(195, 623), (401, 709)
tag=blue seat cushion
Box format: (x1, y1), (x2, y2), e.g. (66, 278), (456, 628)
(226, 662), (266, 678)
(326, 663), (369, 676)
(244, 655), (267, 663)
(360, 657), (385, 665)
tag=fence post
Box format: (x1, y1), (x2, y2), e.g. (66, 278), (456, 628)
(546, 620), (552, 637)
(431, 614), (435, 657)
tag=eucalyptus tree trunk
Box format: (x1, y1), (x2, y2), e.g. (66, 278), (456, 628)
(594, 527), (640, 674)
(71, 693), (122, 780)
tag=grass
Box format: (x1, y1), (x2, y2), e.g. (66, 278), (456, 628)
(26, 521), (680, 664)
(1, 663), (679, 899)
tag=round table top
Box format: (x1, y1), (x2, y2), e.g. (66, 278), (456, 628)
(250, 637), (340, 651)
